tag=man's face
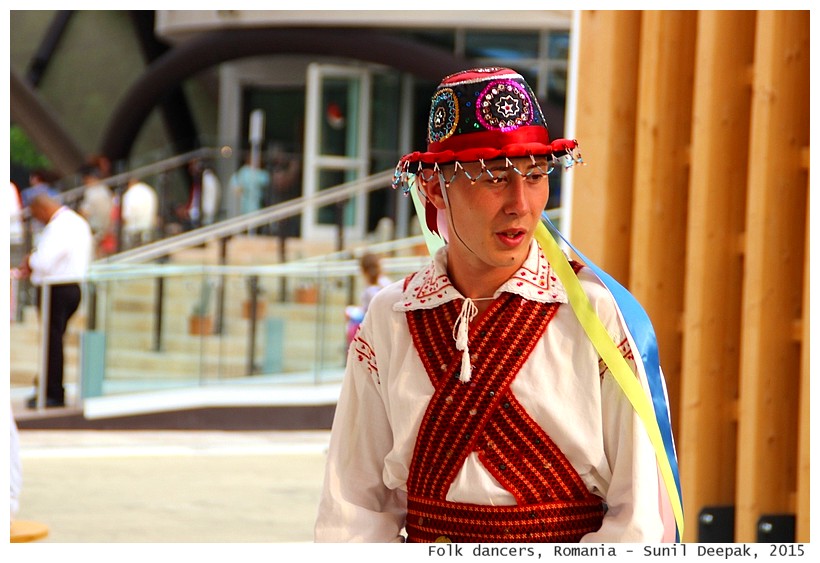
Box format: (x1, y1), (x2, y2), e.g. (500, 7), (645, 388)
(426, 156), (552, 283)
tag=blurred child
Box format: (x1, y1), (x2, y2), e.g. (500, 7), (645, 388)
(345, 253), (391, 348)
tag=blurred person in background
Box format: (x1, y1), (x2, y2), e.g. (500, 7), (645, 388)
(20, 170), (61, 247)
(201, 163), (222, 226)
(18, 193), (92, 408)
(229, 155), (270, 221)
(177, 158), (222, 229)
(121, 176), (158, 248)
(78, 164), (114, 258)
(20, 169), (60, 208)
(345, 252), (391, 350)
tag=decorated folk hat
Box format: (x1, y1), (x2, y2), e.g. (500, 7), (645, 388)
(393, 67), (583, 192)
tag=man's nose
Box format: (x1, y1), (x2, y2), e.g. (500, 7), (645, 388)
(503, 174), (530, 215)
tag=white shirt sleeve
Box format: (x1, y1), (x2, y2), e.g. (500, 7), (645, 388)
(314, 320), (407, 542)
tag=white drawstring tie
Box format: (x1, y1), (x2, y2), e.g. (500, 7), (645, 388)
(453, 298), (479, 383)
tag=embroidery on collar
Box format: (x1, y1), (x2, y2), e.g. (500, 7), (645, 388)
(394, 241), (568, 312)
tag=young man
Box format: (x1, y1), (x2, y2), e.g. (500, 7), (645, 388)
(315, 68), (680, 543)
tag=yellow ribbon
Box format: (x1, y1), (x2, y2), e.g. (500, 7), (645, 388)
(535, 221), (684, 538)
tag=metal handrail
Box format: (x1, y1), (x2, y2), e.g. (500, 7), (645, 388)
(59, 147), (225, 206)
(101, 169), (395, 264)
(88, 254), (429, 281)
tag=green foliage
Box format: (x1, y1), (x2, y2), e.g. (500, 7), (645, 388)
(10, 125), (51, 169)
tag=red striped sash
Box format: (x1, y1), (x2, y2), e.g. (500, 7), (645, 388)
(405, 290), (603, 542)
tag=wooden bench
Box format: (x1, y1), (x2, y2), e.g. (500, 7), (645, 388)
(10, 520), (49, 543)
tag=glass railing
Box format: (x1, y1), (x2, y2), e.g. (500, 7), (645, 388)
(77, 242), (431, 401)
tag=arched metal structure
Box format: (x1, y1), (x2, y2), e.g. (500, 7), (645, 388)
(100, 27), (475, 161)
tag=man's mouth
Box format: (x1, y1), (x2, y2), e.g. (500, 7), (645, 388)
(497, 228), (527, 246)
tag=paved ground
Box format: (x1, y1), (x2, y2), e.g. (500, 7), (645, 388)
(10, 427), (331, 544)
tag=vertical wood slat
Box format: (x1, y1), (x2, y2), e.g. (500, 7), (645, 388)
(678, 11), (756, 542)
(629, 10), (697, 436)
(570, 10), (641, 283)
(796, 175), (809, 542)
(735, 10), (809, 542)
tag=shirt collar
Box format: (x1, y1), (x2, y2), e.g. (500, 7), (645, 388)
(45, 205), (69, 225)
(393, 240), (567, 312)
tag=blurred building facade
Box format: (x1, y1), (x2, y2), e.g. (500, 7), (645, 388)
(10, 10), (574, 242)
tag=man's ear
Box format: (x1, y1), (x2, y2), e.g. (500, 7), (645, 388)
(420, 173), (447, 210)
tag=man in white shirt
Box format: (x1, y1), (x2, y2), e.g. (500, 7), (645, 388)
(19, 193), (92, 408)
(201, 167), (221, 226)
(121, 177), (158, 248)
(315, 68), (680, 543)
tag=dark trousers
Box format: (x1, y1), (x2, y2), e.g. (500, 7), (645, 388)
(36, 284), (82, 402)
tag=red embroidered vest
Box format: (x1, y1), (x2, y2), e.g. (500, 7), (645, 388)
(404, 288), (604, 543)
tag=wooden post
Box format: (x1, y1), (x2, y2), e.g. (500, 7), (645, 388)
(629, 10), (697, 437)
(795, 172), (809, 542)
(677, 11), (756, 541)
(735, 10), (809, 542)
(571, 10), (641, 282)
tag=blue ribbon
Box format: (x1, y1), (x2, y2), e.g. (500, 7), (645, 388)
(542, 212), (683, 535)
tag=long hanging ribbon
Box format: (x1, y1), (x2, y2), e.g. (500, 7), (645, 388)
(536, 213), (683, 540)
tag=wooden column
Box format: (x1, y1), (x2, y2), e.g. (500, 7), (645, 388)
(629, 11), (697, 436)
(570, 10), (641, 282)
(677, 11), (756, 542)
(735, 10), (809, 542)
(796, 167), (809, 542)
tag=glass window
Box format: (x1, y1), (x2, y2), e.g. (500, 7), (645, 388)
(318, 169), (357, 226)
(464, 30), (540, 60)
(548, 30), (570, 59)
(368, 72), (402, 234)
(547, 67), (568, 104)
(404, 30), (456, 52)
(319, 77), (359, 158)
(370, 72), (401, 168)
(243, 87), (304, 153)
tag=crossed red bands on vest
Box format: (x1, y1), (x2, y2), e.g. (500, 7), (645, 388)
(406, 287), (602, 504)
(405, 290), (603, 541)
(406, 293), (545, 497)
